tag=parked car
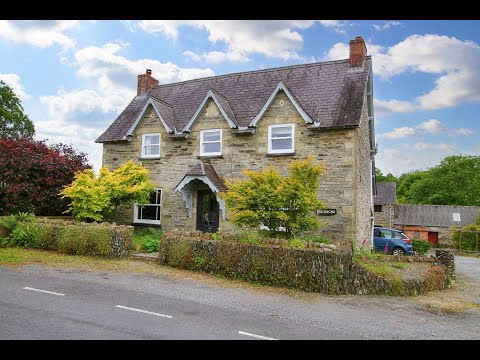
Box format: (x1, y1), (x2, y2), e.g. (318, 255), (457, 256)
(373, 227), (413, 256)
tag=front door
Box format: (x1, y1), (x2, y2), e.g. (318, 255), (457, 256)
(196, 190), (219, 233)
(428, 232), (439, 246)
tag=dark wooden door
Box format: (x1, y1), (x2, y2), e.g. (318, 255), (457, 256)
(196, 190), (219, 233)
(428, 232), (439, 246)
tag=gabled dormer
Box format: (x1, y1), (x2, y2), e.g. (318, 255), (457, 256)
(182, 89), (238, 132)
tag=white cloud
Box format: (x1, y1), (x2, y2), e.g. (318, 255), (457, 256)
(324, 34), (480, 111)
(451, 128), (474, 136)
(373, 21), (402, 31)
(0, 73), (31, 101)
(374, 98), (415, 115)
(0, 20), (79, 49)
(183, 49), (250, 64)
(381, 127), (417, 139)
(417, 119), (446, 133)
(130, 20), (320, 62)
(414, 142), (451, 150)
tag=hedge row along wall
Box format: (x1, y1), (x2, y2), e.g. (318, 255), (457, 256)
(158, 231), (447, 296)
(1, 218), (133, 258)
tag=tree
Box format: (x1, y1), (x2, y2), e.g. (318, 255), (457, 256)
(397, 155), (480, 206)
(0, 80), (35, 139)
(374, 167), (397, 182)
(223, 156), (325, 239)
(61, 160), (154, 222)
(0, 137), (90, 216)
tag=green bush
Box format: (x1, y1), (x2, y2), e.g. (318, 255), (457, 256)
(237, 229), (261, 245)
(10, 222), (43, 248)
(412, 238), (432, 255)
(141, 236), (160, 253)
(452, 224), (480, 252)
(57, 225), (111, 256)
(297, 234), (332, 244)
(133, 227), (161, 253)
(289, 238), (305, 249)
(0, 212), (36, 234)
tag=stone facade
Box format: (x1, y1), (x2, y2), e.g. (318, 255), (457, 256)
(102, 90), (373, 246)
(375, 203), (395, 228)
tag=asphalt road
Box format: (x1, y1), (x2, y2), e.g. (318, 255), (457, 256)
(1, 264), (479, 340)
(455, 256), (480, 284)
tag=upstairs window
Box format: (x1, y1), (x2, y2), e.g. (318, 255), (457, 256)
(374, 205), (383, 212)
(141, 133), (160, 158)
(134, 189), (162, 225)
(268, 124), (295, 154)
(200, 129), (222, 156)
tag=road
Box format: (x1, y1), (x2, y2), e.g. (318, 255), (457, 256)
(455, 256), (480, 284)
(0, 264), (479, 340)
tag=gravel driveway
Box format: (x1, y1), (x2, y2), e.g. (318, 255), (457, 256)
(455, 256), (480, 285)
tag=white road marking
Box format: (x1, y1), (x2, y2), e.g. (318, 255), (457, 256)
(115, 305), (173, 319)
(23, 287), (65, 296)
(238, 331), (278, 340)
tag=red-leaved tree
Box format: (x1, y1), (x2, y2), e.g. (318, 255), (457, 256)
(0, 137), (91, 216)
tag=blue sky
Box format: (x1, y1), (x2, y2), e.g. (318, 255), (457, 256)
(1, 20), (479, 175)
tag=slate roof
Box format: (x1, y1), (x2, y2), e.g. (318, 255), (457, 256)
(184, 161), (227, 192)
(395, 204), (480, 227)
(374, 182), (397, 204)
(96, 57), (371, 142)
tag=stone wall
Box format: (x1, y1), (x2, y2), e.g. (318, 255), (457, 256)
(158, 231), (446, 296)
(103, 90), (372, 245)
(374, 203), (395, 228)
(355, 101), (373, 245)
(436, 249), (455, 282)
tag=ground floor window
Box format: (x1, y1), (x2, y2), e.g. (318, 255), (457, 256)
(133, 189), (162, 225)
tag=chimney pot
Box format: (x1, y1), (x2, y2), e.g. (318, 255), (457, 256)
(349, 36), (367, 68)
(146, 69), (152, 76)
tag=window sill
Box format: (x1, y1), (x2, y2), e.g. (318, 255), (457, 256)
(197, 155), (224, 159)
(139, 157), (161, 160)
(266, 152), (295, 157)
(133, 222), (162, 227)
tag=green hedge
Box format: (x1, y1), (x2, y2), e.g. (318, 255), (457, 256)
(452, 224), (480, 252)
(0, 216), (133, 258)
(412, 238), (432, 255)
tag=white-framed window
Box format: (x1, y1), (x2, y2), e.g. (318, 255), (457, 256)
(134, 189), (162, 225)
(141, 133), (161, 158)
(200, 129), (222, 156)
(268, 124), (295, 154)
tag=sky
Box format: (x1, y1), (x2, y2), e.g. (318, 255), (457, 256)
(1, 20), (479, 176)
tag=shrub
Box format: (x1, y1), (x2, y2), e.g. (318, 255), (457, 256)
(57, 225), (111, 256)
(0, 212), (36, 234)
(297, 234), (332, 244)
(289, 238), (305, 249)
(141, 236), (160, 253)
(133, 227), (161, 253)
(237, 229), (261, 245)
(452, 224), (480, 252)
(412, 238), (432, 255)
(11, 222), (43, 248)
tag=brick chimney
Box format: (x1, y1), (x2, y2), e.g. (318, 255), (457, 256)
(349, 36), (367, 68)
(137, 69), (159, 96)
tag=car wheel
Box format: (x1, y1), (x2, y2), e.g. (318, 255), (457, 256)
(392, 247), (406, 256)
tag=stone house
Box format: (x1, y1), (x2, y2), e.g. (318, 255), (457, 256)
(394, 204), (480, 246)
(373, 182), (396, 228)
(96, 36), (376, 245)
